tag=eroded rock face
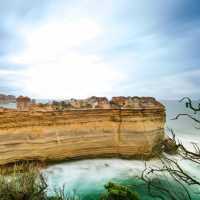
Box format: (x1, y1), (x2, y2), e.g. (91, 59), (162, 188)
(0, 97), (165, 165)
(16, 96), (31, 111)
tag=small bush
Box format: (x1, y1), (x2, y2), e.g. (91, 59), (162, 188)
(0, 163), (47, 200)
(100, 182), (140, 200)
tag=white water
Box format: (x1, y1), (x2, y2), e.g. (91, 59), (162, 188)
(43, 158), (161, 197)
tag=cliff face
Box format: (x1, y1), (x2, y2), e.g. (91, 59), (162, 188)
(0, 97), (165, 165)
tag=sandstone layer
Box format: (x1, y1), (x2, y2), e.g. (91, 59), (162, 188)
(0, 97), (165, 165)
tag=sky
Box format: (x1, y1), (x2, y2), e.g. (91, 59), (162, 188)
(0, 0), (200, 100)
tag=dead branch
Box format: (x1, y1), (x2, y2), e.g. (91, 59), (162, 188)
(180, 97), (200, 113)
(171, 114), (200, 124)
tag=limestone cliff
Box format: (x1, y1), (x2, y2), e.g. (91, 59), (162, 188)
(0, 97), (165, 165)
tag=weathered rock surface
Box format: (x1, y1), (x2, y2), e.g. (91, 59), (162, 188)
(0, 97), (165, 165)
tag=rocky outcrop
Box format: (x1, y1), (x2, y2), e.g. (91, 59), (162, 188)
(27, 96), (164, 111)
(52, 96), (111, 110)
(16, 96), (31, 111)
(0, 94), (16, 104)
(0, 97), (165, 165)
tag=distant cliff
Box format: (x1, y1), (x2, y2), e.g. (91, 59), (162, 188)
(0, 94), (16, 104)
(0, 96), (165, 165)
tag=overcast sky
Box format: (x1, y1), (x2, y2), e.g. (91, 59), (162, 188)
(0, 0), (199, 99)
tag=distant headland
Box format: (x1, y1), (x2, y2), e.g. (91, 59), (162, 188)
(0, 94), (16, 104)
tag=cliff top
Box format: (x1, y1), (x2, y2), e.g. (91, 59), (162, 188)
(0, 95), (165, 112)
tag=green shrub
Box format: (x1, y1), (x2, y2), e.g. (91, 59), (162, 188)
(100, 182), (140, 200)
(0, 163), (47, 200)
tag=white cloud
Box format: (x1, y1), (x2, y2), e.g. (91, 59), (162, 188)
(9, 19), (126, 99)
(3, 1), (199, 100)
(11, 19), (102, 64)
(0, 69), (21, 76)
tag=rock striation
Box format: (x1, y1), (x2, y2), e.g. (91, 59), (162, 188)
(0, 96), (165, 165)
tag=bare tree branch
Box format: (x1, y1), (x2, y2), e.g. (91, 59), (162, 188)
(180, 97), (200, 113)
(171, 114), (200, 124)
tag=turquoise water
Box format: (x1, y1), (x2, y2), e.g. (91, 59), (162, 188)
(44, 159), (200, 199)
(1, 100), (200, 199)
